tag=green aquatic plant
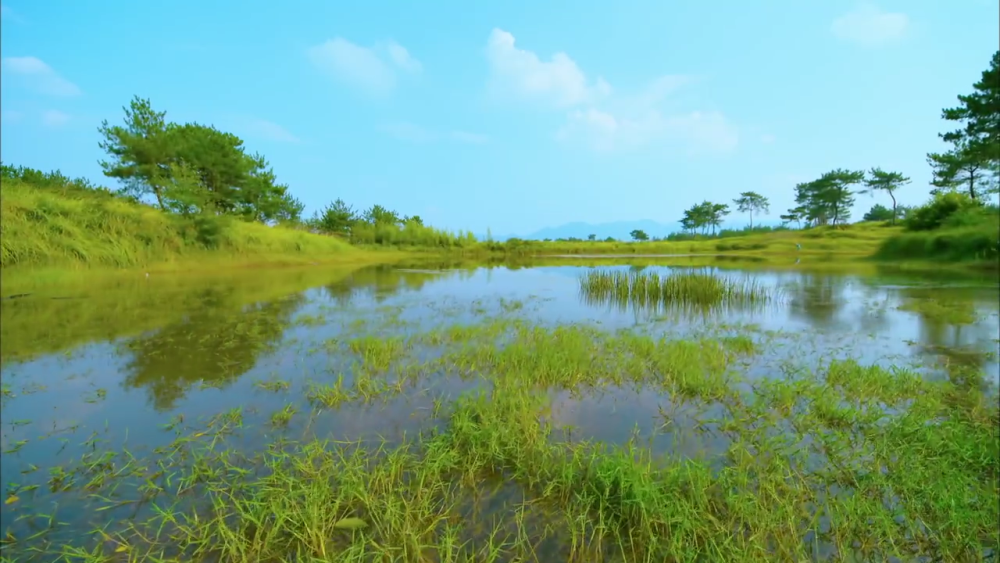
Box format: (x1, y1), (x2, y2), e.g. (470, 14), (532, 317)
(579, 269), (775, 314)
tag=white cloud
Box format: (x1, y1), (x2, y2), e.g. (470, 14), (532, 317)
(1, 56), (81, 96)
(831, 4), (910, 47)
(486, 28), (610, 108)
(307, 38), (421, 95)
(558, 106), (738, 154)
(240, 118), (300, 143)
(385, 42), (422, 73)
(380, 122), (489, 145)
(486, 31), (737, 155)
(41, 109), (70, 127)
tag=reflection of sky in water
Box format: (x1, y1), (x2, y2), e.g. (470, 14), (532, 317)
(1, 264), (998, 525)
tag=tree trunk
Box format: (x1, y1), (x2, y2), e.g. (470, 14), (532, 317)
(889, 192), (897, 225)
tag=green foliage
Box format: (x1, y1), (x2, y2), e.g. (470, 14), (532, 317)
(928, 51), (999, 201)
(779, 208), (805, 229)
(312, 198), (357, 236)
(629, 229), (650, 241)
(98, 96), (303, 224)
(940, 51), (999, 167)
(927, 143), (997, 200)
(0, 174), (354, 270)
(306, 198), (475, 248)
(1, 163), (128, 201)
(904, 192), (985, 232)
(863, 168), (910, 225)
(793, 169), (863, 228)
(862, 204), (895, 222)
(876, 222), (999, 262)
(679, 201), (730, 235)
(664, 224), (788, 243)
(732, 191), (770, 229)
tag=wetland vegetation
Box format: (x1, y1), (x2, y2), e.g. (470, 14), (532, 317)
(1, 261), (998, 562)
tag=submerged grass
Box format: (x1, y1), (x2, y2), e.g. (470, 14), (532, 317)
(1, 315), (997, 562)
(580, 269), (775, 315)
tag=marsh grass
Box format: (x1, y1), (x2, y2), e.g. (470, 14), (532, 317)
(580, 269), (775, 315)
(1, 315), (997, 562)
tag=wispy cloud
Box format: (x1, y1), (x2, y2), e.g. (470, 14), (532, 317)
(41, 109), (71, 127)
(307, 38), (421, 96)
(831, 4), (910, 47)
(1, 56), (81, 96)
(487, 29), (737, 155)
(380, 122), (490, 145)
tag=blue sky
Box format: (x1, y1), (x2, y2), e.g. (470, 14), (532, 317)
(1, 1), (997, 236)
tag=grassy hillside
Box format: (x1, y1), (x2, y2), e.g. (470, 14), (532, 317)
(873, 194), (1000, 264)
(0, 178), (363, 271)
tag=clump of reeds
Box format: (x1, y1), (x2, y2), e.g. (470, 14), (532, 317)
(579, 269), (774, 313)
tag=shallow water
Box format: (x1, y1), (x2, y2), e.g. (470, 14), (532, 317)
(1, 260), (998, 558)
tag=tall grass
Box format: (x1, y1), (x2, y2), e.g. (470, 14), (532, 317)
(875, 223), (1000, 262)
(349, 221), (478, 249)
(0, 178), (358, 270)
(579, 269), (774, 314)
(875, 196), (1000, 263)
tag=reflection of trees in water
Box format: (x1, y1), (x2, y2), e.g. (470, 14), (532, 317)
(895, 286), (997, 377)
(784, 274), (849, 329)
(322, 265), (472, 306)
(121, 288), (306, 411)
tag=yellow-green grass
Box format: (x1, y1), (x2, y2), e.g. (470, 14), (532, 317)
(489, 222), (903, 258)
(874, 220), (1000, 265)
(0, 179), (374, 273)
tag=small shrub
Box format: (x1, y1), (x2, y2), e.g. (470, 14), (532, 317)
(904, 192), (982, 232)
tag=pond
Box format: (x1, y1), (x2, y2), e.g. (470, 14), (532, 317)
(1, 259), (998, 562)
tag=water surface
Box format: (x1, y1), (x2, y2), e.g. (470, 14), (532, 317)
(1, 260), (997, 558)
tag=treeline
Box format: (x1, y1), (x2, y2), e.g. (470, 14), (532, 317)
(653, 50), (999, 243)
(306, 199), (477, 248)
(8, 95), (476, 249)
